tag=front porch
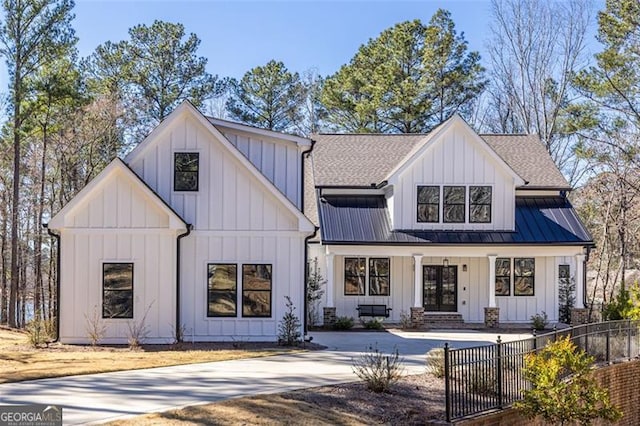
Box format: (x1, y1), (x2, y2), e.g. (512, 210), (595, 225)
(311, 245), (587, 329)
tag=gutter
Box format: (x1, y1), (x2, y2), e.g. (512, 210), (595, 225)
(176, 224), (193, 343)
(43, 224), (61, 343)
(300, 139), (315, 210)
(303, 226), (319, 342)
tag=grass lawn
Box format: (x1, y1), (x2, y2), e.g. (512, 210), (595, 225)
(0, 328), (304, 384)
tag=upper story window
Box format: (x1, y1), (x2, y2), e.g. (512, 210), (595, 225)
(443, 186), (465, 223)
(174, 152), (199, 191)
(470, 186), (492, 223)
(103, 263), (133, 318)
(417, 186), (439, 223)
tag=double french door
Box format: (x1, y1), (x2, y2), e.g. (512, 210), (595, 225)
(423, 265), (457, 312)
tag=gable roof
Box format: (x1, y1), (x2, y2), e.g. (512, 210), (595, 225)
(310, 121), (570, 190)
(125, 100), (315, 233)
(48, 158), (188, 230)
(318, 195), (593, 246)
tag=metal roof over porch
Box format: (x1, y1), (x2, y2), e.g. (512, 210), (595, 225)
(317, 195), (593, 246)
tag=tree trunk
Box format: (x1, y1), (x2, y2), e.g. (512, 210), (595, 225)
(34, 123), (48, 322)
(9, 78), (22, 328)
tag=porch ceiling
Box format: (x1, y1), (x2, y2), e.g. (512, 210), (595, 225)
(318, 195), (593, 246)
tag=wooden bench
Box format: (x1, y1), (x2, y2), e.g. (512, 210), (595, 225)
(356, 304), (392, 318)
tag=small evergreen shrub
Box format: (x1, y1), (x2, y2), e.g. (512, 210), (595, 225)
(558, 276), (575, 324)
(278, 296), (302, 346)
(361, 318), (384, 330)
(352, 344), (404, 393)
(531, 311), (548, 331)
(333, 316), (355, 330)
(425, 348), (445, 378)
(602, 287), (632, 320)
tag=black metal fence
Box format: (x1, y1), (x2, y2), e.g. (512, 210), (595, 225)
(444, 320), (640, 421)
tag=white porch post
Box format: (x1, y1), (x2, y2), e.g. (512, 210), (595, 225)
(488, 255), (497, 308)
(326, 253), (335, 308)
(413, 255), (423, 307)
(575, 254), (586, 309)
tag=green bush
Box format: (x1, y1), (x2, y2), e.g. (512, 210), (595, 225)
(514, 336), (622, 425)
(531, 311), (548, 331)
(361, 318), (384, 330)
(278, 296), (302, 346)
(352, 344), (404, 393)
(333, 316), (355, 330)
(425, 348), (445, 378)
(603, 287), (632, 320)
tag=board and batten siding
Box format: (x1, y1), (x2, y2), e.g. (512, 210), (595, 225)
(389, 121), (517, 231)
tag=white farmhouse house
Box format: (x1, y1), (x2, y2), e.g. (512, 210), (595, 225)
(305, 115), (593, 327)
(48, 102), (592, 343)
(48, 101), (315, 343)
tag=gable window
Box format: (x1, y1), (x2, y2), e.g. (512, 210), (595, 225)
(344, 257), (366, 295)
(369, 258), (390, 296)
(514, 258), (535, 296)
(103, 263), (133, 318)
(242, 264), (272, 317)
(417, 186), (439, 223)
(495, 258), (511, 296)
(174, 152), (199, 191)
(470, 186), (492, 223)
(207, 264), (237, 317)
(443, 186), (465, 223)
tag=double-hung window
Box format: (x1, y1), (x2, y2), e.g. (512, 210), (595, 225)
(242, 264), (272, 317)
(369, 258), (390, 296)
(344, 257), (366, 295)
(207, 264), (237, 317)
(469, 186), (492, 223)
(417, 186), (439, 223)
(443, 186), (466, 223)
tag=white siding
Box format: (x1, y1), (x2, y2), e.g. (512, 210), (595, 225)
(128, 114), (299, 231)
(391, 121), (516, 231)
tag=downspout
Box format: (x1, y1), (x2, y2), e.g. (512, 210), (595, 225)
(304, 227), (319, 342)
(176, 224), (192, 343)
(300, 139), (315, 210)
(583, 246), (590, 309)
(43, 224), (61, 343)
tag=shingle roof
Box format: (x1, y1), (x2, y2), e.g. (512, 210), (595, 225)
(318, 195), (593, 245)
(309, 133), (570, 190)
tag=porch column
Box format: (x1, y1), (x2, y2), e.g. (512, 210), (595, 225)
(325, 253), (335, 307)
(413, 255), (423, 307)
(488, 255), (497, 308)
(574, 254), (586, 309)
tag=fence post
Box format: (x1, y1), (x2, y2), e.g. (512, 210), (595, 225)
(497, 336), (503, 408)
(444, 342), (451, 422)
(628, 319), (632, 361)
(606, 326), (611, 364)
(553, 324), (558, 342)
(532, 329), (537, 351)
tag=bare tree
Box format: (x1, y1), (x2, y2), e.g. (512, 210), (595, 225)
(485, 0), (592, 184)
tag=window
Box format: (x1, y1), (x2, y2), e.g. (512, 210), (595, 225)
(417, 186), (439, 223)
(103, 263), (133, 318)
(443, 186), (465, 223)
(495, 258), (511, 296)
(207, 264), (237, 317)
(344, 257), (366, 295)
(514, 258), (535, 296)
(369, 258), (390, 296)
(242, 264), (272, 317)
(470, 186), (492, 223)
(559, 264), (570, 282)
(174, 152), (199, 191)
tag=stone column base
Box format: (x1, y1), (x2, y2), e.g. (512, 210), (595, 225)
(410, 307), (425, 329)
(570, 308), (589, 326)
(484, 307), (500, 328)
(323, 307), (336, 328)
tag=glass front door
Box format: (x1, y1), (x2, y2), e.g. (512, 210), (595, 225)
(423, 265), (457, 312)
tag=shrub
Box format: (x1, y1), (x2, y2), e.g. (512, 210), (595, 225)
(399, 310), (412, 329)
(306, 257), (326, 327)
(602, 286), (632, 320)
(558, 276), (575, 324)
(333, 316), (355, 330)
(85, 306), (106, 347)
(531, 311), (548, 331)
(127, 303), (152, 350)
(352, 344), (404, 393)
(26, 318), (52, 347)
(425, 348), (445, 378)
(278, 296), (302, 346)
(514, 336), (622, 425)
(361, 318), (384, 330)
(467, 363), (498, 396)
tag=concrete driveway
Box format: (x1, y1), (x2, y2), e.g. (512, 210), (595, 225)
(0, 329), (530, 425)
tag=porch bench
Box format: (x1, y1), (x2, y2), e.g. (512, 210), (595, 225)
(356, 304), (392, 318)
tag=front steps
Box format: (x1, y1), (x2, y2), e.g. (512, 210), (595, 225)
(424, 312), (465, 328)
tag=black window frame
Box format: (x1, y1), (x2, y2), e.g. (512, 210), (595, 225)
(174, 152), (199, 192)
(344, 257), (366, 296)
(207, 263), (238, 317)
(368, 258), (390, 296)
(242, 264), (272, 318)
(102, 262), (134, 319)
(469, 186), (492, 223)
(443, 186), (466, 223)
(514, 258), (535, 296)
(495, 258), (511, 296)
(417, 185), (440, 223)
